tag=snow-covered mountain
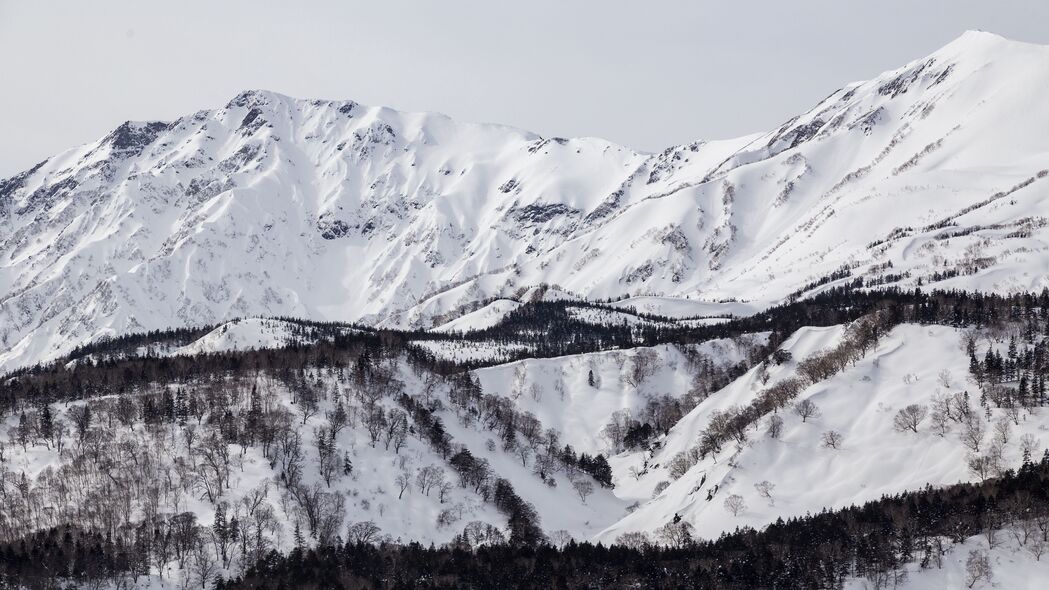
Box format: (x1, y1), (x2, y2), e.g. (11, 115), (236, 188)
(7, 31), (1049, 586)
(3, 30), (1049, 373)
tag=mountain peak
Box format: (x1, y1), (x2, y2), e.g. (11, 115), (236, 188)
(5, 32), (1049, 373)
(102, 120), (170, 159)
(935, 29), (1043, 58)
(226, 88), (290, 109)
(955, 29), (1007, 43)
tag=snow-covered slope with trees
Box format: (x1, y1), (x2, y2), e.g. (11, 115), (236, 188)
(598, 322), (1049, 545)
(4, 31), (1049, 371)
(3, 281), (1048, 588)
(5, 29), (1049, 590)
(843, 528), (1048, 590)
(472, 335), (765, 457)
(2, 348), (625, 561)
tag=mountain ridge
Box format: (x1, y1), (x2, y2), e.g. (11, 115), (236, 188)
(2, 30), (1049, 371)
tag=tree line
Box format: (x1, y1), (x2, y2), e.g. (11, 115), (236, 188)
(207, 452), (1049, 590)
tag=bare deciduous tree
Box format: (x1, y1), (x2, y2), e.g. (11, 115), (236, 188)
(415, 465), (444, 496)
(293, 380), (320, 426)
(315, 492), (346, 546)
(572, 479), (594, 503)
(893, 404), (929, 434)
(937, 369), (953, 389)
(794, 399), (821, 423)
(1029, 538), (1048, 562)
(766, 415), (784, 439)
(930, 410), (951, 437)
(723, 493), (746, 516)
(614, 531), (651, 550)
(437, 480), (453, 504)
(993, 417), (1012, 446)
(960, 414), (986, 453)
(1020, 433), (1040, 462)
(668, 447), (701, 480)
(754, 480), (776, 505)
(194, 433), (232, 504)
(346, 520), (382, 544)
(821, 430), (844, 449)
(601, 409), (632, 452)
(395, 470), (412, 499)
(383, 409), (408, 452)
(964, 550), (992, 588)
(324, 402), (348, 439)
(514, 443), (532, 467)
(967, 453), (992, 480)
(190, 539), (218, 590)
(364, 408), (386, 447)
(624, 349), (658, 388)
(656, 520), (694, 548)
(68, 405), (92, 448)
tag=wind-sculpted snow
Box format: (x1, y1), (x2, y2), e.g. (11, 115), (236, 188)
(3, 31), (1049, 372)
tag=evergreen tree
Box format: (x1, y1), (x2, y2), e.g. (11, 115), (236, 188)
(175, 389), (189, 426)
(293, 521), (304, 549)
(38, 404), (54, 444)
(983, 348), (996, 382)
(16, 413), (31, 451)
(969, 353), (982, 384)
(588, 454), (614, 488)
(161, 390), (176, 423)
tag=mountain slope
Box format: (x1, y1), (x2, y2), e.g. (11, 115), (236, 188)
(597, 322), (1048, 544)
(2, 280), (1047, 589)
(3, 31), (1049, 373)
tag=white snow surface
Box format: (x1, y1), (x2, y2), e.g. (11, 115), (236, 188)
(431, 299), (522, 333)
(597, 323), (1049, 544)
(473, 336), (763, 457)
(844, 529), (1048, 589)
(4, 32), (1049, 371)
(170, 317), (342, 356)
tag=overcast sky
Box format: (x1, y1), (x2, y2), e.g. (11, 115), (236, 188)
(2, 0), (1048, 177)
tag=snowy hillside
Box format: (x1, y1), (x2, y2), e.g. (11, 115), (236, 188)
(432, 300), (522, 333)
(5, 27), (1049, 590)
(1, 349), (624, 558)
(598, 322), (1049, 543)
(843, 529), (1048, 589)
(168, 318), (355, 356)
(3, 283), (1048, 588)
(472, 335), (765, 457)
(4, 31), (1049, 371)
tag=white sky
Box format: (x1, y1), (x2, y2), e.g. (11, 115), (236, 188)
(2, 0), (1048, 177)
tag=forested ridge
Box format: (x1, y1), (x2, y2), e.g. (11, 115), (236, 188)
(2, 285), (1049, 589)
(4, 453), (1046, 589)
(7, 285), (1049, 404)
(212, 454), (1049, 590)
